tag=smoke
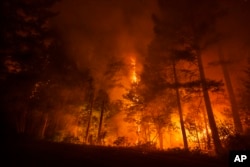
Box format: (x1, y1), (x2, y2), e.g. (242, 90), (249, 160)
(52, 0), (250, 94)
(46, 0), (250, 146)
(205, 0), (250, 88)
(52, 0), (158, 92)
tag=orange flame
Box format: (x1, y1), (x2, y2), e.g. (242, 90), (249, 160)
(131, 58), (137, 83)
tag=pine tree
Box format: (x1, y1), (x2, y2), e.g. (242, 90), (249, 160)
(146, 0), (224, 154)
(0, 0), (59, 138)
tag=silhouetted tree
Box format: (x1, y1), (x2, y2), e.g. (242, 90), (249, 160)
(146, 0), (225, 154)
(94, 89), (110, 144)
(84, 77), (95, 143)
(239, 58), (250, 131)
(0, 0), (59, 138)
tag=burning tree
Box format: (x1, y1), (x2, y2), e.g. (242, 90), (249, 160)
(140, 0), (225, 154)
(83, 58), (125, 145)
(123, 56), (178, 149)
(123, 82), (145, 145)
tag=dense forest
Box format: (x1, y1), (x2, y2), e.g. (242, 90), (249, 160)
(1, 0), (250, 157)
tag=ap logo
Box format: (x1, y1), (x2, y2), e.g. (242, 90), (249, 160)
(234, 155), (247, 162)
(230, 151), (250, 167)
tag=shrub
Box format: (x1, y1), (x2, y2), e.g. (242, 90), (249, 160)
(135, 141), (157, 151)
(113, 136), (128, 146)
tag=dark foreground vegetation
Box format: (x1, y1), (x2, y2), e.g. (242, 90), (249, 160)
(2, 139), (228, 167)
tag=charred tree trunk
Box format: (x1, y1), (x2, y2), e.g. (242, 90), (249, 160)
(85, 94), (94, 143)
(173, 61), (189, 150)
(197, 50), (223, 155)
(97, 100), (105, 144)
(218, 49), (243, 133)
(85, 79), (95, 143)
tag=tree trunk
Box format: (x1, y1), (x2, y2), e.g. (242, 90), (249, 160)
(97, 100), (105, 144)
(202, 106), (211, 150)
(40, 113), (48, 139)
(85, 95), (94, 143)
(197, 50), (223, 155)
(172, 61), (189, 150)
(158, 128), (163, 149)
(194, 123), (201, 149)
(218, 49), (243, 133)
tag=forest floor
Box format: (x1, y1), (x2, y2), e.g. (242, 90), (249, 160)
(2, 139), (229, 167)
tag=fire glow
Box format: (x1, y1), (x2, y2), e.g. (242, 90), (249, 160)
(130, 57), (138, 83)
(2, 0), (250, 157)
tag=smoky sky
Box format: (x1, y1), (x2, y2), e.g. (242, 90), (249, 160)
(53, 0), (158, 84)
(206, 0), (250, 86)
(52, 0), (250, 90)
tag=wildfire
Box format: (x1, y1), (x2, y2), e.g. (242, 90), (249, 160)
(131, 58), (138, 83)
(57, 55), (231, 151)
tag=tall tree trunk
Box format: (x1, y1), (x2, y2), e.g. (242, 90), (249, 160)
(85, 95), (94, 143)
(194, 123), (201, 149)
(97, 100), (105, 144)
(158, 128), (163, 149)
(40, 113), (48, 139)
(197, 50), (223, 155)
(173, 61), (188, 150)
(218, 49), (243, 133)
(202, 106), (211, 150)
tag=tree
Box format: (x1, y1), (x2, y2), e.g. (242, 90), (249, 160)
(94, 89), (110, 144)
(84, 58), (125, 144)
(0, 0), (59, 138)
(208, 47), (243, 134)
(123, 82), (145, 144)
(124, 63), (178, 148)
(147, 0), (225, 154)
(239, 58), (250, 131)
(0, 0), (59, 74)
(32, 59), (88, 140)
(146, 93), (175, 149)
(218, 48), (243, 133)
(84, 77), (95, 143)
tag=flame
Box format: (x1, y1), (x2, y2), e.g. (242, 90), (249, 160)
(130, 57), (138, 83)
(60, 54), (234, 151)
